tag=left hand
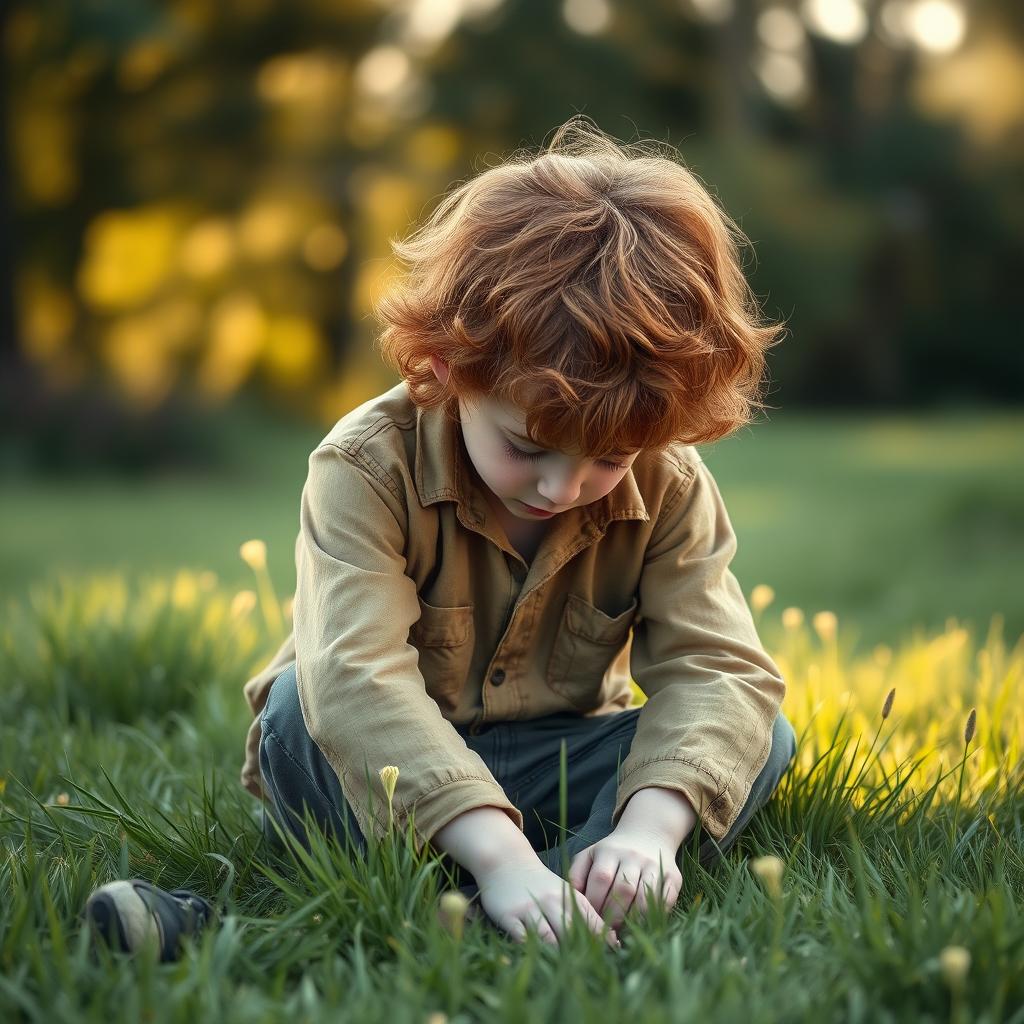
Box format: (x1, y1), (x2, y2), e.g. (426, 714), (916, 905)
(568, 826), (683, 933)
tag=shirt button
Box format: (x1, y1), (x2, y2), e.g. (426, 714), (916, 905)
(490, 667), (506, 686)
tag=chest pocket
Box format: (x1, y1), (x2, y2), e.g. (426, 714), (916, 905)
(409, 596), (475, 715)
(546, 593), (638, 710)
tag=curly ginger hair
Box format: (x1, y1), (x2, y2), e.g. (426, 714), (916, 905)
(374, 116), (786, 458)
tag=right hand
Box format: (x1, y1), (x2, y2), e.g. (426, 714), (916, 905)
(475, 857), (621, 949)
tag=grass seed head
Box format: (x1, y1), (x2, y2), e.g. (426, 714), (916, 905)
(881, 687), (896, 720)
(963, 708), (976, 745)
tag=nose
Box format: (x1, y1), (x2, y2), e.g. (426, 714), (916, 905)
(536, 460), (588, 507)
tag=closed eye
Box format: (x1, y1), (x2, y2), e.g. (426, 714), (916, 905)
(502, 440), (625, 472)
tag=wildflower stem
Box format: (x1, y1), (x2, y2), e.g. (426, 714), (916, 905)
(254, 565), (284, 640)
(949, 731), (972, 849)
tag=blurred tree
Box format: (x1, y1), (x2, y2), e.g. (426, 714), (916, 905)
(3, 0), (1023, 473)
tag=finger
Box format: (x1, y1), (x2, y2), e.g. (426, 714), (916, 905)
(667, 888), (680, 918)
(662, 877), (679, 911)
(598, 864), (638, 921)
(585, 856), (620, 918)
(576, 893), (621, 948)
(523, 914), (559, 947)
(633, 872), (660, 915)
(568, 847), (593, 894)
(605, 867), (640, 926)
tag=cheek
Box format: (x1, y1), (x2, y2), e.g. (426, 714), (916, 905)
(489, 458), (534, 491)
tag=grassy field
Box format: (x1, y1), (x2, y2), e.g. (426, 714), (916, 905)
(1, 406), (1022, 1021)
(2, 406), (1022, 658)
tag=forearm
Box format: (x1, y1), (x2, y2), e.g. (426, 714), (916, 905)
(431, 805), (539, 878)
(616, 786), (697, 850)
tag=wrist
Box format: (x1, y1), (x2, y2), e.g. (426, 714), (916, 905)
(616, 786), (697, 850)
(431, 805), (537, 878)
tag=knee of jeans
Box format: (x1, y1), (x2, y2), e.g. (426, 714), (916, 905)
(262, 663), (301, 738)
(767, 712), (798, 785)
(259, 662), (318, 774)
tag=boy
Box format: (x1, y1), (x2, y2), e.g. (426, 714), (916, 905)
(86, 116), (796, 957)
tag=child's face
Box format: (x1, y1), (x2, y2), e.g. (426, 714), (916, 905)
(430, 356), (639, 522)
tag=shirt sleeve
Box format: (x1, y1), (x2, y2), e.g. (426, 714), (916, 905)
(293, 441), (524, 855)
(614, 455), (786, 842)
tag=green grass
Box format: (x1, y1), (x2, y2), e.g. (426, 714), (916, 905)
(2, 406), (1021, 657)
(0, 570), (1021, 1021)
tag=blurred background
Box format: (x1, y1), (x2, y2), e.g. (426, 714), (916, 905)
(2, 0), (1022, 658)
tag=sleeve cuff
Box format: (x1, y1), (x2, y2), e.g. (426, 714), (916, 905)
(355, 776), (526, 857)
(612, 757), (734, 842)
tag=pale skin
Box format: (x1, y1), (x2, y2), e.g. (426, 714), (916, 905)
(428, 355), (698, 944)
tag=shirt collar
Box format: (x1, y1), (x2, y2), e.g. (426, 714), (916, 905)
(414, 399), (649, 531)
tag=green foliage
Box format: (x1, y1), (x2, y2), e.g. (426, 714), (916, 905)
(0, 570), (264, 728)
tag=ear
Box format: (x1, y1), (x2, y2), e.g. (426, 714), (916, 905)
(429, 354), (450, 387)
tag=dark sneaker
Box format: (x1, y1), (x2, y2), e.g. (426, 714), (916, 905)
(83, 878), (217, 962)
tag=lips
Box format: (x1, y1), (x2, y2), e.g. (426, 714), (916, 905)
(521, 501), (556, 515)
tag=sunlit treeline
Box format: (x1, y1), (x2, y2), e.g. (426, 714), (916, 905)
(6, 0), (1021, 425)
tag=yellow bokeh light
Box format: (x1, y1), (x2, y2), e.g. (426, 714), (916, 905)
(302, 223), (348, 271)
(354, 258), (402, 321)
(77, 206), (182, 310)
(195, 292), (267, 399)
(354, 46), (412, 100)
(758, 6), (806, 51)
(118, 37), (172, 92)
(403, 123), (461, 172)
(261, 314), (328, 388)
(688, 0), (733, 24)
(562, 0), (612, 35)
(179, 217), (236, 278)
(756, 51), (808, 104)
(913, 34), (1024, 145)
(350, 171), (423, 243)
(17, 274), (75, 363)
(316, 362), (392, 425)
(256, 51), (346, 105)
(12, 108), (78, 205)
(238, 199), (299, 261)
(802, 0), (868, 45)
(152, 295), (202, 351)
(907, 0), (966, 54)
(101, 315), (178, 408)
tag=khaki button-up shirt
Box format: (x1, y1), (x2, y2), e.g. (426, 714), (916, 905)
(240, 382), (785, 855)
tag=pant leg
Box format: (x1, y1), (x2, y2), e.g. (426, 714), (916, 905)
(257, 662), (497, 897)
(508, 709), (798, 876)
(257, 662), (367, 858)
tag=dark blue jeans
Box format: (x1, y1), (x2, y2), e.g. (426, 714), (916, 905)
(258, 664), (796, 897)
